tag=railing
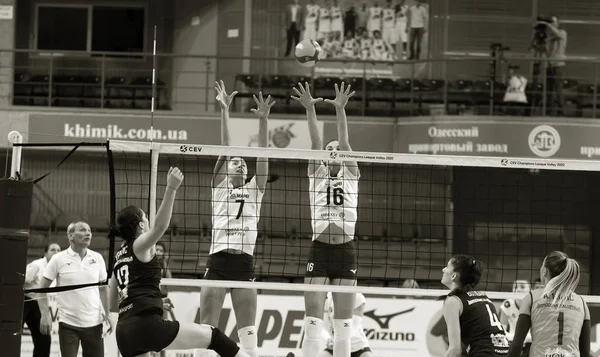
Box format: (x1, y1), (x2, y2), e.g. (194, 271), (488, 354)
(2, 48), (600, 118)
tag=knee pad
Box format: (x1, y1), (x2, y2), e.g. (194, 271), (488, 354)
(304, 317), (324, 339)
(333, 319), (353, 341)
(208, 326), (240, 357)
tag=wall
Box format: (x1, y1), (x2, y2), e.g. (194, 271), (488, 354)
(0, 0), (15, 106)
(171, 0), (219, 112)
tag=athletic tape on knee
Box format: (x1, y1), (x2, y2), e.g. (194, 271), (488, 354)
(333, 319), (353, 341)
(237, 326), (258, 357)
(208, 326), (240, 357)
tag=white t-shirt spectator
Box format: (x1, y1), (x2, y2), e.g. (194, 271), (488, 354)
(504, 75), (528, 104)
(409, 5), (428, 29)
(43, 247), (107, 328)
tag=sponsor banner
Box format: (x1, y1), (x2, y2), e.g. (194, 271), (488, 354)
(27, 114), (321, 150)
(397, 120), (600, 160)
(21, 291), (600, 357)
(229, 118), (323, 149)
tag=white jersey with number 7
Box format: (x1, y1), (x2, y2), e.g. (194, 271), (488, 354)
(211, 177), (264, 255)
(528, 289), (589, 357)
(308, 163), (360, 241)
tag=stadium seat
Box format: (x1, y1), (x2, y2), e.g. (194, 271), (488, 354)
(105, 76), (132, 109)
(54, 75), (85, 107)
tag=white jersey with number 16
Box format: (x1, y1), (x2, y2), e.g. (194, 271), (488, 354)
(308, 163), (360, 241)
(211, 177), (264, 256)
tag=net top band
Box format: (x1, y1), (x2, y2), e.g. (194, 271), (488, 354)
(109, 139), (600, 172)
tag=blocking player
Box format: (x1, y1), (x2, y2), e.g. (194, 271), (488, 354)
(291, 81), (359, 357)
(318, 293), (372, 357)
(441, 255), (509, 357)
(109, 168), (252, 357)
(499, 280), (531, 357)
(200, 81), (274, 357)
(508, 251), (590, 357)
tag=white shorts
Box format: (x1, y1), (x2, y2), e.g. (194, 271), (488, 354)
(382, 27), (396, 45)
(319, 20), (331, 33)
(304, 23), (318, 41)
(367, 20), (381, 34)
(396, 21), (408, 42)
(331, 19), (344, 33)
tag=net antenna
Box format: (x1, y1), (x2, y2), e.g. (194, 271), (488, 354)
(149, 25), (159, 226)
(8, 131), (23, 179)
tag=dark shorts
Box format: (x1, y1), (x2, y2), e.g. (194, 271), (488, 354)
(325, 347), (372, 357)
(204, 251), (255, 282)
(305, 240), (357, 280)
(116, 313), (180, 357)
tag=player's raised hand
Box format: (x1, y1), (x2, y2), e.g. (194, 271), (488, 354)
(166, 167), (184, 190)
(324, 82), (355, 109)
(215, 80), (237, 109)
(251, 91), (276, 118)
(291, 82), (323, 108)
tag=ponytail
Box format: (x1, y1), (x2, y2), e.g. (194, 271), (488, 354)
(448, 255), (484, 294)
(542, 257), (580, 308)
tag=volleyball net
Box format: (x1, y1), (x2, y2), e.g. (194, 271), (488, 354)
(109, 139), (597, 296)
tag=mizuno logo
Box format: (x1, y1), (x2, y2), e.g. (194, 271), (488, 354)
(350, 269), (357, 274)
(310, 320), (317, 325)
(364, 307), (415, 329)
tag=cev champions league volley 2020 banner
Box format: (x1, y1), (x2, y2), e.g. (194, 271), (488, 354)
(21, 292), (600, 357)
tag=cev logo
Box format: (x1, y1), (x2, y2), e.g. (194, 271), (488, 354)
(528, 125), (561, 158)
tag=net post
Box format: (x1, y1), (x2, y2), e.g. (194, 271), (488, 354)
(8, 131), (23, 179)
(0, 178), (34, 355)
(149, 149), (160, 226)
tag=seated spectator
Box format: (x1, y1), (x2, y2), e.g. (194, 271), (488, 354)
(371, 30), (395, 61)
(321, 33), (342, 59)
(359, 30), (373, 60)
(503, 64), (528, 116)
(341, 31), (359, 59)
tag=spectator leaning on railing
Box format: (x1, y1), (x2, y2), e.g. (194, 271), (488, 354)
(542, 16), (567, 116)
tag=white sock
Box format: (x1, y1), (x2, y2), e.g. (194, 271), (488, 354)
(302, 317), (323, 357)
(333, 319), (352, 357)
(237, 325), (258, 357)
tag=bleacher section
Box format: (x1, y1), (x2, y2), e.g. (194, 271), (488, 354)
(13, 73), (169, 110)
(233, 73), (600, 117)
(10, 68), (600, 117)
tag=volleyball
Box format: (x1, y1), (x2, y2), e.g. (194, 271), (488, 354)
(294, 39), (322, 67)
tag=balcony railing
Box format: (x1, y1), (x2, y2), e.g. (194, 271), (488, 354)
(2, 49), (600, 118)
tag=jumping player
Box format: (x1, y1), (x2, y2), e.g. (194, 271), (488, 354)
(109, 168), (250, 357)
(200, 81), (274, 357)
(441, 255), (509, 357)
(291, 81), (359, 357)
(508, 251), (590, 357)
(499, 281), (531, 357)
(318, 293), (372, 357)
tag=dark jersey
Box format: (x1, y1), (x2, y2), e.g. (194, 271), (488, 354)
(451, 290), (509, 356)
(113, 241), (164, 320)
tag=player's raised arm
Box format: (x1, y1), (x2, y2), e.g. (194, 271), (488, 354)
(213, 80), (238, 187)
(324, 82), (359, 176)
(250, 91), (275, 192)
(133, 168), (184, 255)
(291, 82), (323, 174)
